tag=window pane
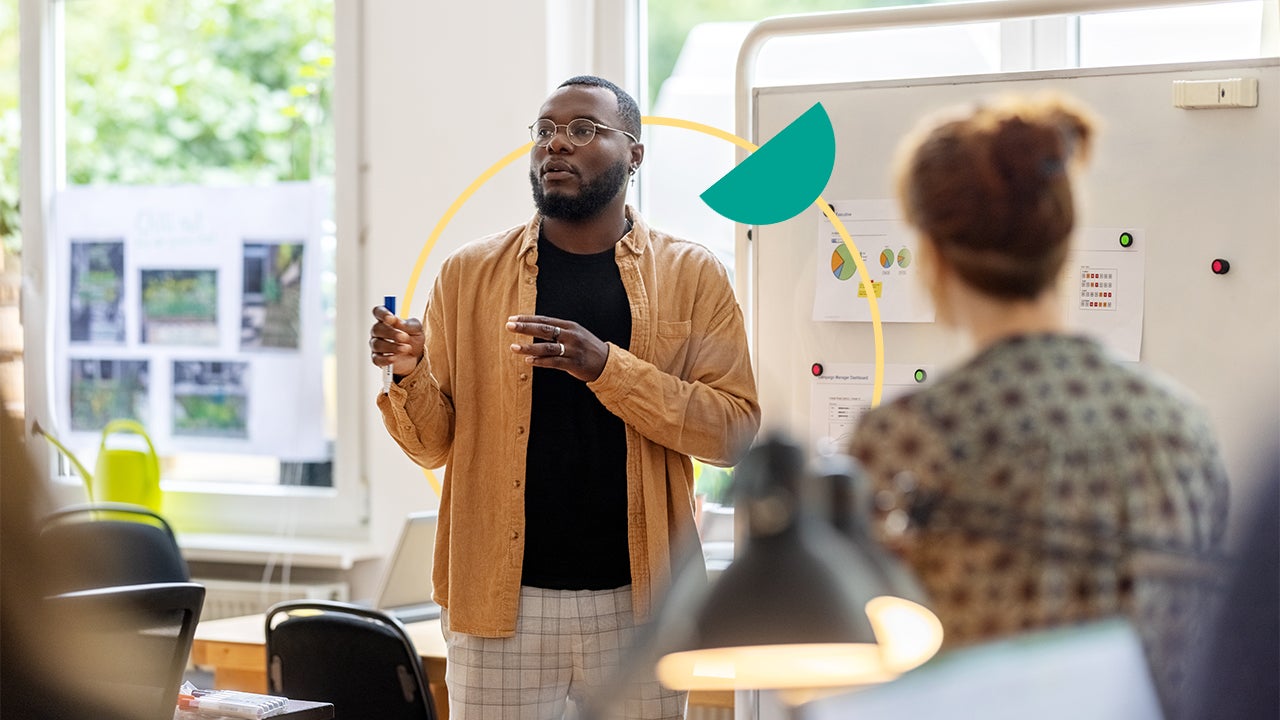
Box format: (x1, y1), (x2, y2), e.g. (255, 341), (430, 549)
(64, 0), (334, 185)
(1079, 1), (1267, 67)
(0, 0), (20, 416)
(60, 0), (334, 487)
(645, 1), (968, 274)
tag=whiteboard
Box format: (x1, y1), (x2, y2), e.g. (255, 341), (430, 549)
(748, 58), (1280, 495)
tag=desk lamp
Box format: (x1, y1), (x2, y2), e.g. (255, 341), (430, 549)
(655, 435), (943, 692)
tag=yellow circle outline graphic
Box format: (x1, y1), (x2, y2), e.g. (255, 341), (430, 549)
(402, 116), (886, 494)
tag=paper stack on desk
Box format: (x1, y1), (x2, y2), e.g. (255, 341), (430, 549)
(177, 688), (288, 719)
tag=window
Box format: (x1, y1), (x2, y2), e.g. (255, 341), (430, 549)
(642, 1), (968, 281)
(1, 0), (20, 415)
(1079, 1), (1270, 67)
(22, 0), (362, 536)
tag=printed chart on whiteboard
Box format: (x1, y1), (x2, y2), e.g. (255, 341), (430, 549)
(1064, 228), (1146, 362)
(810, 363), (935, 450)
(813, 200), (934, 324)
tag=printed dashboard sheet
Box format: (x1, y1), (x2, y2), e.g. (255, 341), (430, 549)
(814, 200), (934, 324)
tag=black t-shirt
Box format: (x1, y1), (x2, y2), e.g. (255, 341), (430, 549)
(521, 230), (632, 589)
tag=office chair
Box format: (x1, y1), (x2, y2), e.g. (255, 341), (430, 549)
(45, 581), (206, 720)
(266, 600), (438, 720)
(39, 502), (190, 595)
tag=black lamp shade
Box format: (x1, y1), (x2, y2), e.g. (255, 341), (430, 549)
(655, 436), (942, 691)
(694, 521), (879, 648)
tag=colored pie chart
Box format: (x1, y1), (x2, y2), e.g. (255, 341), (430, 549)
(879, 249), (895, 269)
(897, 247), (912, 268)
(831, 244), (857, 281)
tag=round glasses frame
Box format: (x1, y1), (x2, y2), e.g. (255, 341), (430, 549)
(529, 118), (639, 147)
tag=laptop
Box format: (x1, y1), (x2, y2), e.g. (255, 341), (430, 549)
(798, 618), (1164, 720)
(368, 511), (442, 624)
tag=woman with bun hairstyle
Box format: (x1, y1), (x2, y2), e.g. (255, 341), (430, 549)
(847, 95), (1228, 716)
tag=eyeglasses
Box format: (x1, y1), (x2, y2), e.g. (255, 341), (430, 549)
(528, 118), (639, 147)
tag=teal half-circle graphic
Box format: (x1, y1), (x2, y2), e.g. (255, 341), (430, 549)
(699, 102), (836, 226)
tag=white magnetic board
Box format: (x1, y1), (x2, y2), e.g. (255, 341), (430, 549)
(749, 58), (1280, 496)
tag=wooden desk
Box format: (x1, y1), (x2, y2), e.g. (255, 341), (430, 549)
(191, 614), (732, 720)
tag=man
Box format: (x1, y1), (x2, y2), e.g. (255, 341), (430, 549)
(369, 75), (760, 719)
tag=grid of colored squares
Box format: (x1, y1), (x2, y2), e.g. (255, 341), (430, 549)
(1080, 268), (1116, 310)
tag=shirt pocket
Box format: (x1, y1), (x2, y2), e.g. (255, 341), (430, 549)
(653, 320), (692, 372)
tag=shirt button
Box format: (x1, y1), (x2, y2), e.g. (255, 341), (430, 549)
(516, 426), (525, 435)
(519, 373), (528, 381)
(511, 531), (519, 540)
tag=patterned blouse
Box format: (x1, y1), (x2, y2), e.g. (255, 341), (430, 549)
(849, 333), (1229, 714)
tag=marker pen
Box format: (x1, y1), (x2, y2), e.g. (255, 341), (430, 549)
(382, 295), (396, 395)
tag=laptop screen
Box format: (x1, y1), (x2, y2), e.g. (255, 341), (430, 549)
(798, 619), (1164, 720)
(375, 511), (438, 611)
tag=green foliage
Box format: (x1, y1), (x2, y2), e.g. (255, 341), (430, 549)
(1, 0), (19, 257)
(142, 271), (218, 318)
(0, 107), (18, 257)
(693, 460), (736, 507)
(0, 0), (334, 255)
(174, 394), (247, 434)
(63, 0), (333, 187)
(647, 0), (943, 107)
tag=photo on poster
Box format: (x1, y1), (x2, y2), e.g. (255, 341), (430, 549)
(241, 241), (305, 350)
(140, 269), (219, 346)
(69, 240), (126, 344)
(171, 360), (250, 438)
(69, 358), (149, 431)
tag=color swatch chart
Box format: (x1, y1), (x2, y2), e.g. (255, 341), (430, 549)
(1079, 266), (1116, 310)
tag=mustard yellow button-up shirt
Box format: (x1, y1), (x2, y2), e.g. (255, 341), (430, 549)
(378, 208), (760, 637)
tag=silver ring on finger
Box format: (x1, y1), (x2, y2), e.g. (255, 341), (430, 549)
(551, 326), (561, 342)
(556, 342), (565, 357)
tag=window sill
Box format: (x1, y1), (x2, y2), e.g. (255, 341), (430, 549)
(176, 532), (377, 570)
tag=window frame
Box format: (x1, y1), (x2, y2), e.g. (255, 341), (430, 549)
(20, 0), (369, 539)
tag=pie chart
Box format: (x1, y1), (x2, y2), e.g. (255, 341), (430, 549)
(831, 244), (857, 281)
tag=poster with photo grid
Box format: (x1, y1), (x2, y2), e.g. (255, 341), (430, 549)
(51, 183), (329, 461)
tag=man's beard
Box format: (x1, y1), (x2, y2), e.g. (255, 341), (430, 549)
(530, 159), (630, 221)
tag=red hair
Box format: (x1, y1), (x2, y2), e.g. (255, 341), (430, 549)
(895, 94), (1096, 299)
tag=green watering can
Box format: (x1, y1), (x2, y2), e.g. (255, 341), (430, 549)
(36, 419), (163, 514)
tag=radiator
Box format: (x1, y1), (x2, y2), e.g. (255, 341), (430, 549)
(687, 706), (732, 720)
(195, 578), (349, 621)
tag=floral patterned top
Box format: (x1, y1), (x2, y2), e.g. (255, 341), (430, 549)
(849, 333), (1229, 715)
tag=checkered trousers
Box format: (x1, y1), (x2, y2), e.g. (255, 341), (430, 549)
(442, 585), (687, 720)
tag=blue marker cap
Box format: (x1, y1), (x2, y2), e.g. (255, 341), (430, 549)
(384, 295), (396, 314)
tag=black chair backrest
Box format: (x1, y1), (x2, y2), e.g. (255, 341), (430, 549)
(46, 581), (205, 720)
(39, 503), (189, 595)
(266, 600), (437, 720)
